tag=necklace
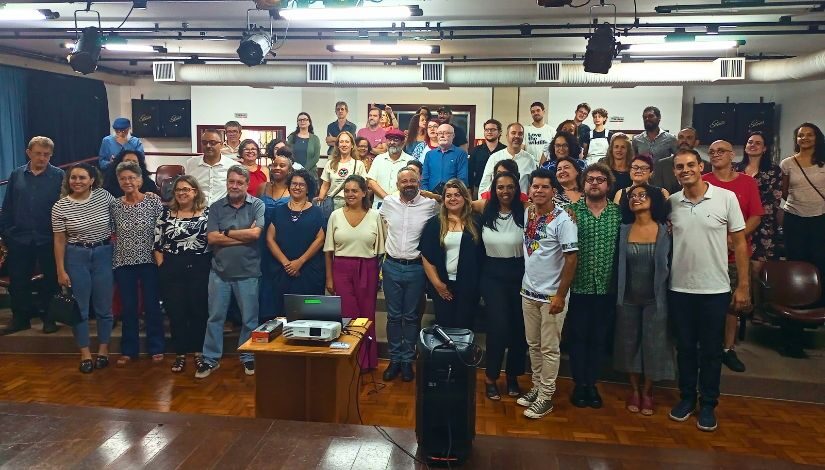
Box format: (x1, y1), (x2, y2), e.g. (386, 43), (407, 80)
(288, 200), (307, 222)
(497, 211), (513, 221)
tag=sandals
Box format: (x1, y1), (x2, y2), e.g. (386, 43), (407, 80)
(485, 382), (501, 401)
(506, 376), (521, 397)
(640, 394), (655, 416)
(152, 354), (164, 363)
(94, 355), (109, 369)
(626, 391), (641, 413)
(79, 359), (94, 374)
(171, 355), (186, 373)
(116, 356), (132, 367)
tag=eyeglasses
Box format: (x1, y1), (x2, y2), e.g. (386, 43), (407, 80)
(585, 176), (608, 184)
(630, 165), (651, 172)
(629, 192), (648, 200)
(290, 182), (307, 188)
(174, 187), (195, 194)
(427, 125), (439, 129)
(297, 118), (310, 122)
(554, 143), (569, 149)
(201, 140), (221, 147)
(708, 149), (732, 156)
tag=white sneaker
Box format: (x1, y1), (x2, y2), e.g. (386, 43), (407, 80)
(195, 361), (219, 379)
(243, 361), (255, 376)
(516, 387), (539, 407)
(523, 398), (554, 419)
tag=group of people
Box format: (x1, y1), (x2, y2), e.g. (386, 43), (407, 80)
(1, 97), (824, 434)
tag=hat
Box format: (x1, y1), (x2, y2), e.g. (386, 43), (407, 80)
(437, 106), (452, 114)
(112, 118), (131, 130)
(385, 129), (405, 140)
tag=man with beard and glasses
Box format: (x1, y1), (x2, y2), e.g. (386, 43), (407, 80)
(196, 165), (265, 379)
(379, 168), (438, 382)
(632, 106), (678, 163)
(478, 123), (537, 197)
(469, 119), (506, 199)
(366, 129), (412, 208)
(653, 127), (708, 195)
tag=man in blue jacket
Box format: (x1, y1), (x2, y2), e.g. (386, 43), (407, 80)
(98, 117), (144, 170)
(421, 123), (468, 192)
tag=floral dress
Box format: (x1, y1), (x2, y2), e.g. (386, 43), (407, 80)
(734, 161), (783, 260)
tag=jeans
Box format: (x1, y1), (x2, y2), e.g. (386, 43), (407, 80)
(203, 271), (259, 365)
(567, 293), (614, 387)
(522, 295), (568, 401)
(114, 263), (164, 358)
(669, 290), (729, 408)
(65, 244), (114, 349)
(6, 240), (57, 328)
(382, 258), (426, 363)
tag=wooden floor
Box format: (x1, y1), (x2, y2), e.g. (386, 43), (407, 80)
(0, 354), (824, 467)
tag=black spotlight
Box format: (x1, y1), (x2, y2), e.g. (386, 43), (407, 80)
(237, 30), (272, 66)
(583, 23), (617, 74)
(67, 26), (103, 75)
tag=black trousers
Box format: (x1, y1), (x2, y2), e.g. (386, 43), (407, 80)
(567, 293), (614, 387)
(669, 290), (729, 408)
(160, 253), (211, 355)
(481, 257), (527, 381)
(7, 241), (58, 328)
(430, 280), (476, 330)
(783, 212), (825, 303)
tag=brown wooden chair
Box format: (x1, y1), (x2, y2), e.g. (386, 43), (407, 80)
(154, 164), (185, 185)
(759, 260), (825, 326)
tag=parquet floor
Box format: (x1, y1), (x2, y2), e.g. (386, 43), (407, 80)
(0, 354), (823, 466)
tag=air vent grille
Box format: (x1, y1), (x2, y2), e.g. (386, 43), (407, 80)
(152, 61), (175, 82)
(307, 62), (333, 83)
(714, 57), (745, 80)
(421, 62), (445, 83)
(536, 61), (561, 83)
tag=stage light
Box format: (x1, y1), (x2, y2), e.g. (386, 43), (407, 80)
(583, 23), (617, 74)
(279, 5), (420, 21)
(68, 26), (103, 75)
(328, 43), (439, 55)
(237, 30), (273, 66)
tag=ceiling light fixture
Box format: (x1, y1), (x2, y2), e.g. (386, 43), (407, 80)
(238, 30), (273, 66)
(624, 40), (741, 54)
(0, 7), (58, 21)
(327, 43), (439, 55)
(279, 5), (422, 21)
(62, 42), (166, 53)
(655, 1), (823, 14)
(68, 26), (103, 75)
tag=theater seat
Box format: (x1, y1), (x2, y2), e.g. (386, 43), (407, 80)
(759, 260), (825, 326)
(154, 164), (185, 185)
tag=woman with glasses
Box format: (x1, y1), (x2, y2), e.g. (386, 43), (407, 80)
(103, 149), (158, 198)
(613, 154), (669, 206)
(540, 132), (585, 173)
(355, 136), (372, 162)
(614, 184), (674, 416)
(266, 169), (326, 318)
(599, 133), (634, 200)
(238, 139), (268, 197)
(154, 175), (210, 373)
(111, 161), (164, 367)
(287, 112), (321, 174)
(404, 112), (429, 161)
(419, 179), (483, 329)
(317, 131), (367, 212)
(552, 157), (583, 208)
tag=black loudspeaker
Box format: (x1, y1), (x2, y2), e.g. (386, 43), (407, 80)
(416, 327), (476, 466)
(735, 103), (775, 146)
(159, 100), (191, 138)
(693, 103), (736, 144)
(131, 99), (160, 138)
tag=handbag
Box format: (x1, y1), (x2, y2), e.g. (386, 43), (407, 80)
(793, 157), (825, 202)
(316, 176), (347, 221)
(48, 287), (83, 326)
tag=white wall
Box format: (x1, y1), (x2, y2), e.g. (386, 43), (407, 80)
(774, 78), (825, 159)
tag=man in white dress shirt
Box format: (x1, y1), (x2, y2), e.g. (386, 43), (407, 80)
(185, 129), (239, 206)
(379, 168), (438, 382)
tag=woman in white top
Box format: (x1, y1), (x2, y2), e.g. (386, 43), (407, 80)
(419, 179), (483, 329)
(51, 163), (115, 374)
(324, 175), (385, 371)
(779, 122), (825, 358)
(317, 131), (367, 211)
(479, 171), (528, 401)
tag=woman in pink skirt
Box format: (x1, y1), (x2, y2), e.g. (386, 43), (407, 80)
(324, 175), (386, 371)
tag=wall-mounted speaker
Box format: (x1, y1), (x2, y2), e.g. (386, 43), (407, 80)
(132, 99), (191, 138)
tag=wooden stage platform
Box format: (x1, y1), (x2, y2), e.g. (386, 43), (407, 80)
(0, 401), (808, 469)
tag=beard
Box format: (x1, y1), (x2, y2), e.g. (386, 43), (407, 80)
(400, 186), (418, 199)
(388, 145), (400, 154)
(643, 121), (658, 131)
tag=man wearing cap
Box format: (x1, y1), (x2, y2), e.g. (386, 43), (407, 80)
(367, 128), (412, 208)
(98, 117), (144, 170)
(437, 106), (468, 151)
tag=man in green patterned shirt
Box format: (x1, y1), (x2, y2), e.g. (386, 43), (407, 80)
(567, 162), (621, 409)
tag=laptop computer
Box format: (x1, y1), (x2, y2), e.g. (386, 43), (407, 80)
(283, 294), (346, 325)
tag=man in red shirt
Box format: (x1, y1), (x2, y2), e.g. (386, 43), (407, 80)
(703, 140), (763, 374)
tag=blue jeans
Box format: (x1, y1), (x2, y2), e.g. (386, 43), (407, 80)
(65, 244), (114, 349)
(203, 271), (259, 365)
(114, 263), (165, 358)
(382, 259), (425, 363)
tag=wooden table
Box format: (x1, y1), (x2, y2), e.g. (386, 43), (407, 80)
(238, 321), (371, 424)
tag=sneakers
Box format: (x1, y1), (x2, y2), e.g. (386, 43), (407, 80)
(668, 399), (696, 422)
(722, 349), (746, 372)
(195, 361), (220, 379)
(516, 387), (539, 407)
(523, 398), (554, 419)
(696, 406), (718, 432)
(243, 361), (255, 376)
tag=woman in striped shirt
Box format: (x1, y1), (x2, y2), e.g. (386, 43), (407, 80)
(52, 163), (115, 374)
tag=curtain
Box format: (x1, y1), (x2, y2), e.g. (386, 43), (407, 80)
(26, 70), (110, 167)
(0, 65), (29, 201)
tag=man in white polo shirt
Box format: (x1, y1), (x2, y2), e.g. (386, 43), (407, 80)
(366, 128), (411, 209)
(667, 148), (750, 433)
(517, 168), (578, 420)
(478, 122), (537, 197)
(186, 129), (239, 206)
